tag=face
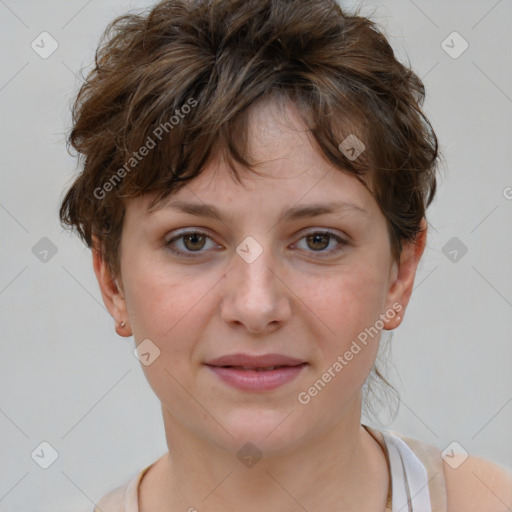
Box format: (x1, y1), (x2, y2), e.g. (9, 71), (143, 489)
(95, 98), (425, 456)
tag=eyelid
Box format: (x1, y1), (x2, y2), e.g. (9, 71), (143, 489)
(164, 228), (349, 258)
(291, 229), (348, 255)
(164, 228), (221, 252)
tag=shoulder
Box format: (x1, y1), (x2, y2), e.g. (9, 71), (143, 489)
(92, 478), (133, 512)
(93, 487), (126, 512)
(443, 455), (512, 512)
(92, 458), (162, 511)
(380, 428), (512, 512)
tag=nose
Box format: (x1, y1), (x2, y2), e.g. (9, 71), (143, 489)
(220, 239), (292, 335)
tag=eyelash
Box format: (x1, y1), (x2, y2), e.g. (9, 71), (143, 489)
(164, 229), (348, 258)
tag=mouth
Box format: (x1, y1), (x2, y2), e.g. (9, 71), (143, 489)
(204, 354), (308, 391)
(205, 353), (306, 368)
(212, 365), (304, 371)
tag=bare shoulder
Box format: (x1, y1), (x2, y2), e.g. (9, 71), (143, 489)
(443, 455), (512, 512)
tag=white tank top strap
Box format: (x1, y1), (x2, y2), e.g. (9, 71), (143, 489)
(381, 430), (433, 512)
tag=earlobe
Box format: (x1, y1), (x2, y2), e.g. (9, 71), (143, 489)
(383, 219), (428, 330)
(92, 236), (132, 337)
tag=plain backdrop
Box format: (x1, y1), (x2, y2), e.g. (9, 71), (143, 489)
(0, 0), (511, 510)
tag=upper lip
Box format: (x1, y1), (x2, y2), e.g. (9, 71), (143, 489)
(205, 353), (306, 368)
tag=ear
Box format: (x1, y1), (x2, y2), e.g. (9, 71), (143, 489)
(92, 235), (132, 337)
(383, 218), (428, 330)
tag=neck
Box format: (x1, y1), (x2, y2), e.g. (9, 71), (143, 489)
(141, 401), (389, 511)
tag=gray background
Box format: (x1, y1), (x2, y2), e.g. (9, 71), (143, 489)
(0, 0), (511, 510)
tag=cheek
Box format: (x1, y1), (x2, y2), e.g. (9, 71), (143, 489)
(305, 260), (390, 343)
(122, 255), (208, 342)
(122, 262), (209, 410)
(292, 266), (390, 425)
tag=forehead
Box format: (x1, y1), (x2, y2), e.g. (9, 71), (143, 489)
(130, 100), (376, 218)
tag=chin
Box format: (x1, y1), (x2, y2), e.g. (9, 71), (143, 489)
(210, 410), (311, 457)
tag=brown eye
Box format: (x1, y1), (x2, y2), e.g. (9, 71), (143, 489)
(306, 233), (330, 251)
(165, 229), (347, 259)
(295, 230), (347, 256)
(182, 233), (207, 251)
(165, 230), (217, 257)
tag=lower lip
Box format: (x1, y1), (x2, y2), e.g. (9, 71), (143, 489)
(206, 364), (307, 391)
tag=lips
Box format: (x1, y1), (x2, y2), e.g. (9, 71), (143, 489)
(204, 353), (308, 391)
(205, 353), (306, 369)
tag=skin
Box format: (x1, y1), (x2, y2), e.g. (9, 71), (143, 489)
(92, 98), (512, 512)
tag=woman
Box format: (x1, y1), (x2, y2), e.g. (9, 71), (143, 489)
(59, 0), (512, 510)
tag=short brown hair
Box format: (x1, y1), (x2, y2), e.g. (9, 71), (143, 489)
(60, 0), (439, 281)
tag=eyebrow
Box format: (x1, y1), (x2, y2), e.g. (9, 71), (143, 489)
(158, 200), (370, 222)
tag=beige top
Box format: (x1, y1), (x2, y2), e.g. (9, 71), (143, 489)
(94, 424), (448, 511)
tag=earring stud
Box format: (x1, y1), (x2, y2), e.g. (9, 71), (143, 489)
(120, 320), (126, 328)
